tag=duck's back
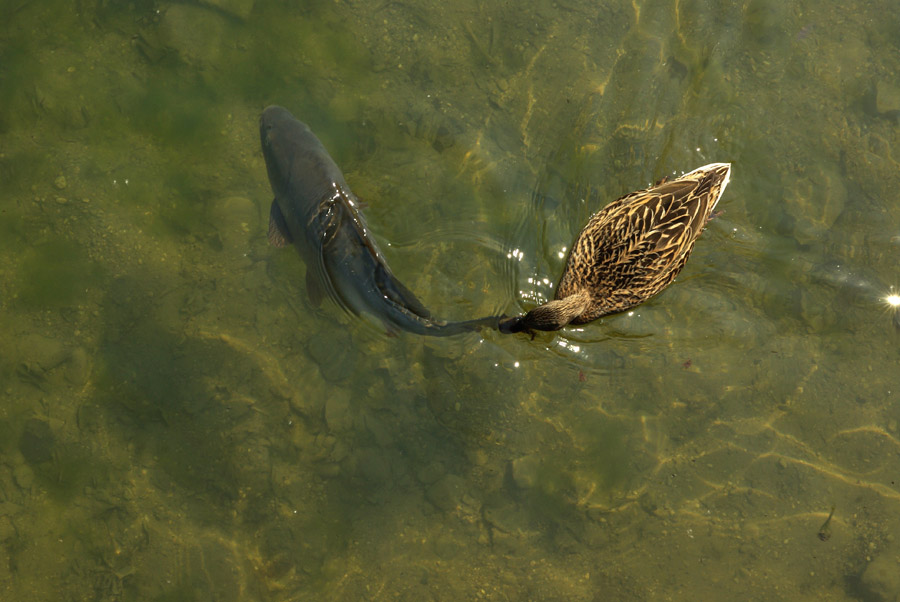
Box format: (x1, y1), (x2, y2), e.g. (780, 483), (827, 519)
(556, 170), (722, 322)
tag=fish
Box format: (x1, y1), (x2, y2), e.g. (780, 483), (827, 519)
(817, 505), (835, 541)
(259, 105), (503, 336)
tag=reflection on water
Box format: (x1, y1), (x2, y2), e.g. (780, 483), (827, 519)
(2, 0), (900, 600)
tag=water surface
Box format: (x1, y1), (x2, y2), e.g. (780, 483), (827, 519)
(2, 0), (900, 600)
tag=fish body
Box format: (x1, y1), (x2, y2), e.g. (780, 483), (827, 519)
(260, 105), (500, 336)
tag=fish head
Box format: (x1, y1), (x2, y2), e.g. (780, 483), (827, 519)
(259, 106), (346, 216)
(260, 106), (309, 196)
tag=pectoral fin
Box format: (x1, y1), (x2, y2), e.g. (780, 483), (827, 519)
(267, 200), (292, 247)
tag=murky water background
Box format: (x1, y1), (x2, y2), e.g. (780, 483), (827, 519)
(2, 0), (900, 600)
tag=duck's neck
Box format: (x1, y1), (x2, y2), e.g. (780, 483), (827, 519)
(522, 289), (591, 332)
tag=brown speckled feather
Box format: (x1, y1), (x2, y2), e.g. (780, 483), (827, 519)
(499, 163), (731, 334)
(558, 165), (729, 322)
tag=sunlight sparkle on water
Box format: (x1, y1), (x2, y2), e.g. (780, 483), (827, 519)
(886, 294), (900, 308)
(557, 340), (581, 353)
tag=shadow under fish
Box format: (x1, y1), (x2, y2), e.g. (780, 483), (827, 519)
(259, 106), (503, 336)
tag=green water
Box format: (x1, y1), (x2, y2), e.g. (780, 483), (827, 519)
(2, 0), (900, 600)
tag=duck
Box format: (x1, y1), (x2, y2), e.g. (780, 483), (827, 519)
(499, 163), (732, 335)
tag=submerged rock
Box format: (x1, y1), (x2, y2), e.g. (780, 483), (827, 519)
(199, 0), (254, 20)
(161, 4), (226, 65)
(510, 454), (542, 490)
(785, 162), (846, 245)
(306, 330), (357, 384)
(324, 394), (353, 432)
(875, 80), (900, 115)
(861, 553), (900, 602)
(19, 418), (55, 465)
(18, 334), (68, 372)
(210, 196), (258, 250)
(426, 474), (465, 512)
(65, 347), (91, 387)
